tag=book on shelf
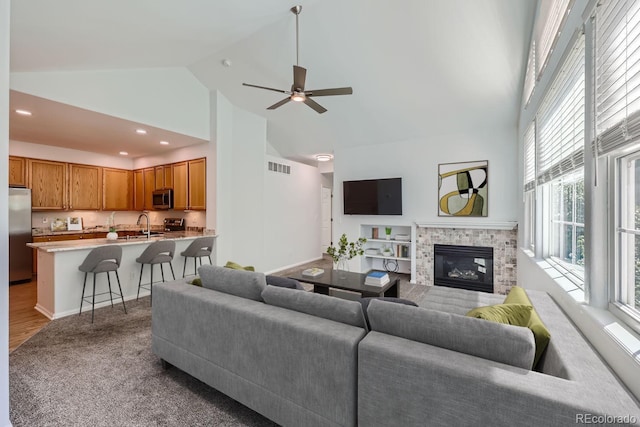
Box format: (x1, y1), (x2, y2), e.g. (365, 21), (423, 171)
(302, 268), (325, 277)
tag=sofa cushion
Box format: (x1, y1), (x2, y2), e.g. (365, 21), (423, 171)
(261, 286), (368, 330)
(198, 265), (266, 301)
(503, 286), (551, 368)
(358, 297), (418, 329)
(367, 299), (536, 369)
(466, 303), (532, 325)
(265, 275), (305, 290)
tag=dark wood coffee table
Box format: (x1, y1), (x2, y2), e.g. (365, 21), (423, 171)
(288, 269), (399, 298)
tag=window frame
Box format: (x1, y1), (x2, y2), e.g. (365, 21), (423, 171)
(612, 148), (640, 333)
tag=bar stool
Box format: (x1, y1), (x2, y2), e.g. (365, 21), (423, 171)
(181, 236), (214, 277)
(136, 240), (176, 304)
(78, 245), (127, 323)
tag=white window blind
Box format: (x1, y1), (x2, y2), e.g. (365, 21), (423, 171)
(595, 0), (640, 154)
(536, 0), (572, 79)
(524, 121), (536, 191)
(523, 42), (536, 106)
(537, 34), (585, 184)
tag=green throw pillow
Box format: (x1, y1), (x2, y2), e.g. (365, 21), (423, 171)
(504, 286), (551, 369)
(224, 261), (255, 271)
(466, 304), (532, 326)
(190, 277), (202, 287)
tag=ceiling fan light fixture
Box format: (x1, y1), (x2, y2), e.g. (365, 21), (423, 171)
(291, 93), (305, 102)
(316, 154), (333, 162)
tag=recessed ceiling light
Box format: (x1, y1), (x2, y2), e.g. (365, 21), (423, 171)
(160, 140), (170, 145)
(119, 151), (128, 156)
(316, 154), (333, 162)
(15, 109), (32, 116)
(136, 129), (147, 134)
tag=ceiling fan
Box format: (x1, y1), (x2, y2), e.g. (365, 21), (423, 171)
(242, 5), (352, 114)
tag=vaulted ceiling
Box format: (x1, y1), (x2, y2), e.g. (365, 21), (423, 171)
(9, 0), (536, 163)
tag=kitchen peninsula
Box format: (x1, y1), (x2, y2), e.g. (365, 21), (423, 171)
(28, 232), (216, 319)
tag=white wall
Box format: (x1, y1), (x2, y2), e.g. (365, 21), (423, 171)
(333, 129), (518, 270)
(213, 90), (321, 272)
(263, 156), (322, 272)
(10, 68), (209, 139)
(1, 0), (11, 424)
(10, 140), (134, 169)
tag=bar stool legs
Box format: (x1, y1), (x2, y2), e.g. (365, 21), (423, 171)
(79, 269), (127, 323)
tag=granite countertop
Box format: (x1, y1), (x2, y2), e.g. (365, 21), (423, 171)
(28, 230), (217, 253)
(32, 225), (166, 236)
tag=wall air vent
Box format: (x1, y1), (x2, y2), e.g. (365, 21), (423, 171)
(267, 161), (291, 175)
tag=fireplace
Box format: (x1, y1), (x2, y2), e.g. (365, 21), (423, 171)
(434, 244), (494, 293)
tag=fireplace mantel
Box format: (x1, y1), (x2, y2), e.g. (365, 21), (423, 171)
(415, 220), (517, 230)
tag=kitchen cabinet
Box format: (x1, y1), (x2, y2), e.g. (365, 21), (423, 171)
(155, 165), (173, 190)
(9, 156), (26, 187)
(134, 170), (144, 211)
(172, 162), (188, 210)
(103, 168), (133, 210)
(143, 168), (155, 210)
(69, 164), (102, 210)
(188, 158), (206, 210)
(172, 158), (206, 210)
(28, 159), (68, 210)
(133, 168), (155, 211)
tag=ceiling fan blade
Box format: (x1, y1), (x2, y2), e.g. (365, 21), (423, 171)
(303, 97), (327, 114)
(267, 97), (292, 110)
(306, 87), (353, 97)
(293, 65), (307, 91)
(243, 83), (289, 94)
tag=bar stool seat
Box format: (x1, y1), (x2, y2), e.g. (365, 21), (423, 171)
(78, 245), (127, 323)
(136, 240), (176, 304)
(181, 236), (214, 277)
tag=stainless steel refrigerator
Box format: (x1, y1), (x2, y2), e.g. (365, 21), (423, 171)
(9, 187), (33, 283)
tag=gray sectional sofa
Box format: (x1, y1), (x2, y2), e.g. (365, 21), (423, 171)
(151, 266), (640, 426)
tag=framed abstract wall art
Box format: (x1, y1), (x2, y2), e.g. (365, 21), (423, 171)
(438, 160), (488, 217)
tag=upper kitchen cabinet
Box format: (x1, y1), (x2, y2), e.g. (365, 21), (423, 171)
(133, 167), (156, 211)
(172, 158), (206, 211)
(134, 169), (144, 211)
(9, 156), (26, 187)
(27, 159), (67, 210)
(155, 165), (173, 190)
(188, 158), (206, 210)
(69, 164), (102, 210)
(103, 168), (133, 210)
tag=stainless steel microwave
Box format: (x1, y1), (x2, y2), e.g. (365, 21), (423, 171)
(152, 189), (173, 210)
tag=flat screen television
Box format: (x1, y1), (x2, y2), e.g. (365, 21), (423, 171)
(343, 178), (402, 215)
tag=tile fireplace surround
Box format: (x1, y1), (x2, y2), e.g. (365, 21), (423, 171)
(415, 221), (518, 294)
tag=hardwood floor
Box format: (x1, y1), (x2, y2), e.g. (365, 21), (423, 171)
(9, 277), (50, 353)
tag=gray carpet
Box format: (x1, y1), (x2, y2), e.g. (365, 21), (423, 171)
(9, 297), (276, 427)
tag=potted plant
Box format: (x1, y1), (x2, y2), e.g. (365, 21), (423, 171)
(106, 212), (118, 240)
(385, 227), (392, 240)
(326, 233), (367, 271)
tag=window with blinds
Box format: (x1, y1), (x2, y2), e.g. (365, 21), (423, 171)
(537, 34), (585, 185)
(536, 0), (572, 79)
(595, 0), (640, 154)
(524, 122), (536, 191)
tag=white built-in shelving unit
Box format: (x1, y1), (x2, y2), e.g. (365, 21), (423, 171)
(360, 224), (416, 283)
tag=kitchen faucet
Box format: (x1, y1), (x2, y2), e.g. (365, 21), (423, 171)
(137, 213), (151, 238)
